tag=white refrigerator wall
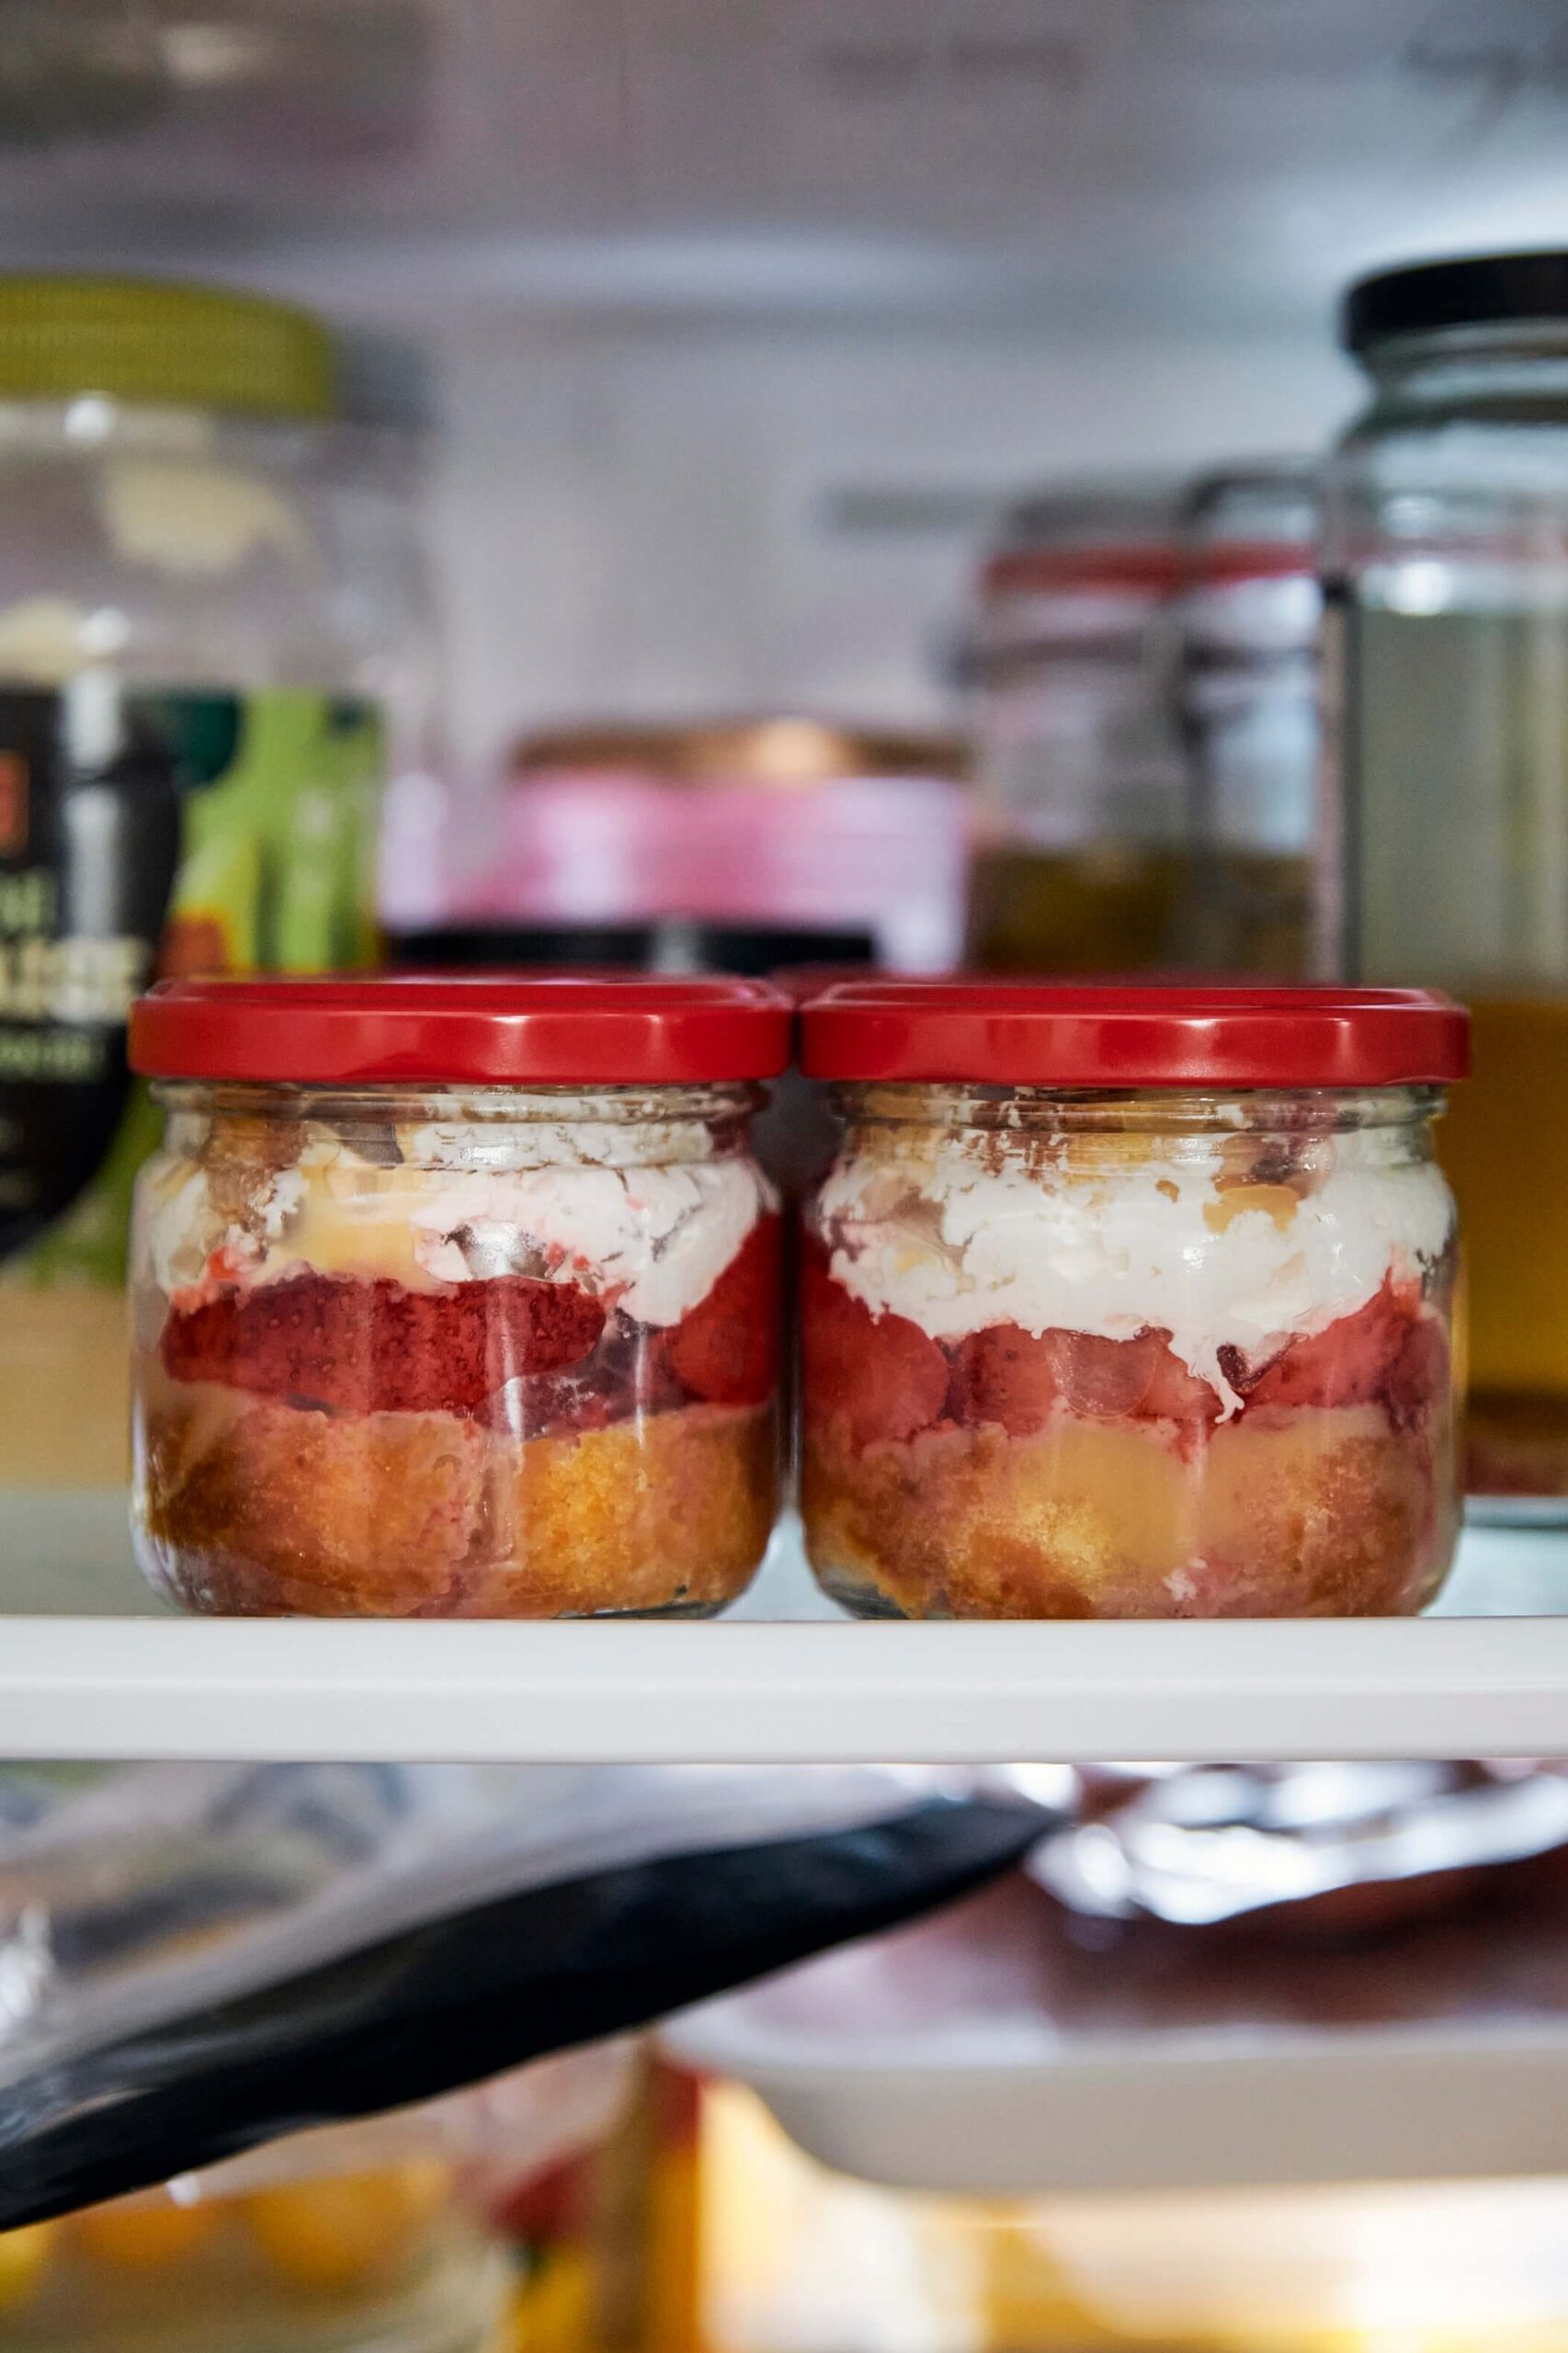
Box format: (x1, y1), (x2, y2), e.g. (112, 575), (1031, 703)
(431, 315), (1356, 766)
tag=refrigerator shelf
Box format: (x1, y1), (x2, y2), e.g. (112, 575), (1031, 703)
(0, 1505), (1565, 1763)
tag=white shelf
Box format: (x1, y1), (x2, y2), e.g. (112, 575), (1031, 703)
(1, 1503), (1567, 1761)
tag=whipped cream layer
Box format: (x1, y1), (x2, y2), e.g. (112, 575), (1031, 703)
(818, 1132), (1453, 1414)
(140, 1118), (775, 1329)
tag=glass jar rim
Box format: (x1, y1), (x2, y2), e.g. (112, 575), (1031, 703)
(829, 1079), (1445, 1132)
(154, 1076), (761, 1121)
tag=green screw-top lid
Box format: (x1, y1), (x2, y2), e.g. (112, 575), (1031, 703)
(0, 277), (335, 418)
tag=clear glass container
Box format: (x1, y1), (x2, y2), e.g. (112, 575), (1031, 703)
(1327, 252), (1568, 1513)
(132, 1082), (781, 1618)
(1176, 461), (1324, 978)
(0, 2163), (509, 2353)
(0, 280), (415, 1506)
(963, 483), (1190, 974)
(798, 985), (1464, 1620)
(128, 976), (787, 1618)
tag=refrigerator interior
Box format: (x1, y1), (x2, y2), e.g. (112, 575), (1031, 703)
(0, 1), (1561, 760)
(0, 11), (1567, 2327)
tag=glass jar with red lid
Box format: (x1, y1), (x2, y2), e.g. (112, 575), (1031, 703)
(799, 983), (1468, 1620)
(127, 975), (790, 1617)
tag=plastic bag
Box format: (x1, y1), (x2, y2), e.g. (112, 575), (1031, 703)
(0, 1762), (1052, 2225)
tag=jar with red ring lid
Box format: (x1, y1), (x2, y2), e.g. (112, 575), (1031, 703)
(962, 480), (1191, 977)
(798, 981), (1468, 1620)
(127, 973), (790, 1617)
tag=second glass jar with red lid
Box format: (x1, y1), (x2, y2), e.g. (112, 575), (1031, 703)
(799, 983), (1468, 1619)
(127, 974), (790, 1616)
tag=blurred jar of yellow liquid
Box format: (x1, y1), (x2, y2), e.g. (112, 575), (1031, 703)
(1326, 249), (1568, 1516)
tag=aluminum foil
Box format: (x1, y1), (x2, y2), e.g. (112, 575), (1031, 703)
(1028, 1761), (1568, 1936)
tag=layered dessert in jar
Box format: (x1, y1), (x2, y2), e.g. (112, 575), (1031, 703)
(127, 975), (790, 1616)
(799, 983), (1468, 1619)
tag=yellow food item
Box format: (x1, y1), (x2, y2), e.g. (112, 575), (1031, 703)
(509, 2245), (598, 2353)
(244, 2163), (450, 2291)
(73, 2195), (219, 2269)
(0, 2223), (58, 2310)
(804, 1403), (1449, 1619)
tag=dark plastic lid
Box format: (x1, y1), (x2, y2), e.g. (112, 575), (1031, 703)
(1344, 252), (1568, 354)
(389, 924), (656, 971)
(131, 974), (792, 1086)
(389, 921), (878, 980)
(801, 982), (1469, 1088)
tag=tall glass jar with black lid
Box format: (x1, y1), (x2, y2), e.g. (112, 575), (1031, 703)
(1327, 250), (1568, 1516)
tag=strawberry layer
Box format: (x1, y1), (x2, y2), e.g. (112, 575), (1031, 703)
(801, 1240), (1447, 1452)
(161, 1213), (781, 1422)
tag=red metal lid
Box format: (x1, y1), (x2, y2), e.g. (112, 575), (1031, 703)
(131, 973), (793, 1086)
(982, 543), (1187, 600)
(801, 982), (1469, 1088)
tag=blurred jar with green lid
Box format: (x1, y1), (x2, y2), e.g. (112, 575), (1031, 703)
(0, 276), (422, 1505)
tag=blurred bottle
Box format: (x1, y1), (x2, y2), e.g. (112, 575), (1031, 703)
(1326, 251), (1568, 1515)
(962, 481), (1190, 974)
(1176, 462), (1324, 978)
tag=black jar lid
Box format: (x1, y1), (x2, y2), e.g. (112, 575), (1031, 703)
(1344, 251), (1568, 354)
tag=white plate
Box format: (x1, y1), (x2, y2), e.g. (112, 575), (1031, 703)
(665, 1874), (1568, 2196)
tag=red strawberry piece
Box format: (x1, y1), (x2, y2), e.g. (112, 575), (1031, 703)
(161, 1269), (604, 1417)
(162, 1273), (351, 1407)
(1246, 1276), (1417, 1415)
(1383, 1311), (1449, 1433)
(1051, 1328), (1161, 1417)
(801, 1240), (948, 1449)
(664, 1213), (781, 1407)
(949, 1321), (1221, 1435)
(949, 1324), (1064, 1436)
(492, 1275), (607, 1380)
(1136, 1331), (1222, 1427)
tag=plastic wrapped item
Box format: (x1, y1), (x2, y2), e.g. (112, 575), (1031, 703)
(0, 2054), (625, 2353)
(0, 1760), (1053, 2225)
(127, 974), (790, 1617)
(0, 2161), (509, 2353)
(798, 981), (1467, 1618)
